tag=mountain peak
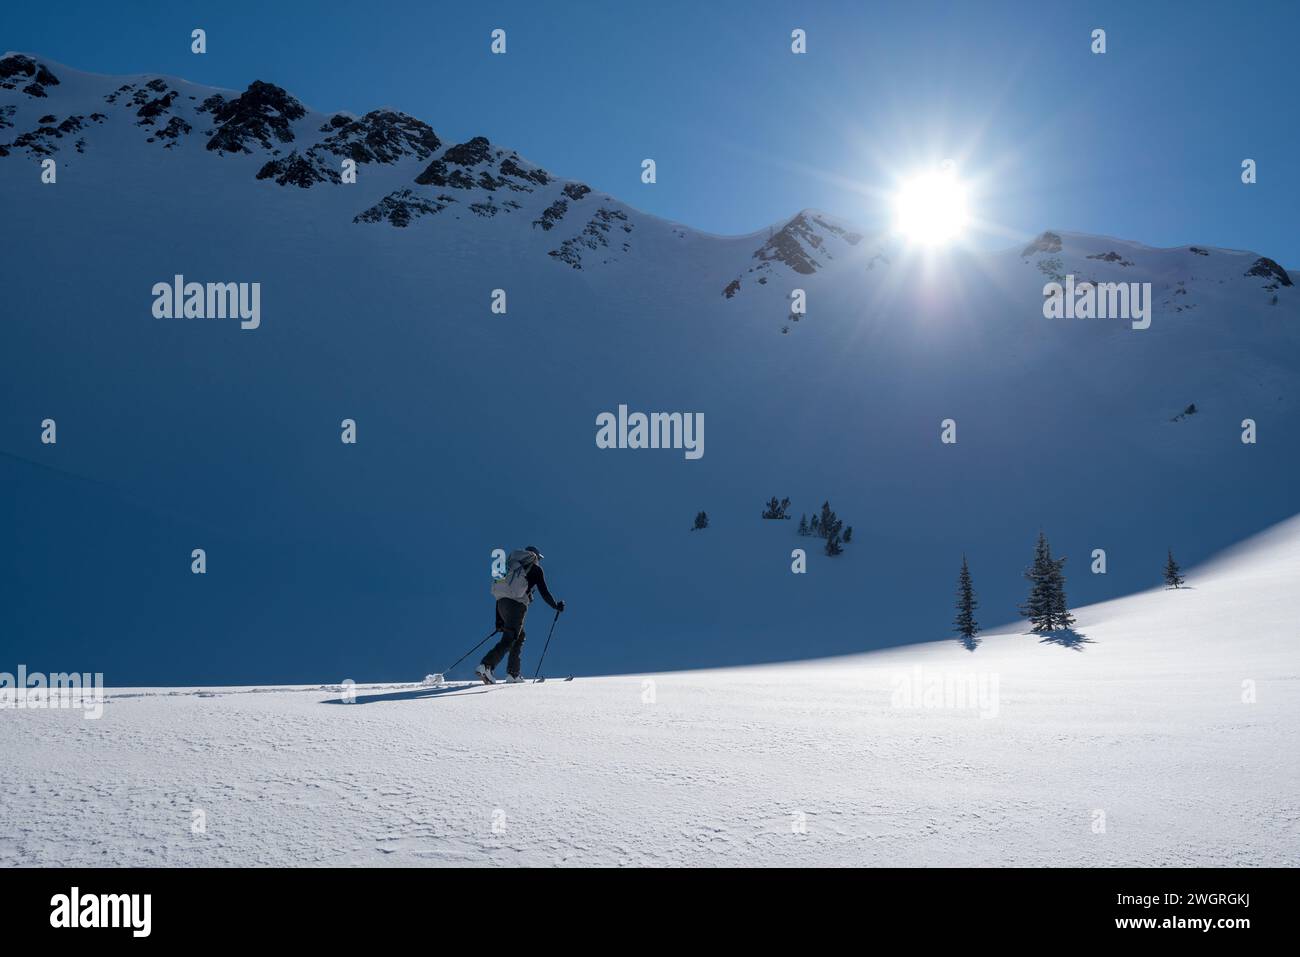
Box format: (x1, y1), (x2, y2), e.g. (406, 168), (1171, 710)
(0, 52), (61, 97)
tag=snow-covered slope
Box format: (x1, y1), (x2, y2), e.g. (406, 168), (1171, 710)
(2, 54), (1298, 684)
(3, 514), (1296, 867)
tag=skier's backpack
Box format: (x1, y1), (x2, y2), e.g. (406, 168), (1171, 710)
(492, 549), (538, 604)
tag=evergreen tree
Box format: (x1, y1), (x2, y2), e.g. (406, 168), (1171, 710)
(1049, 552), (1075, 631)
(797, 514), (809, 536)
(1164, 549), (1185, 588)
(1020, 531), (1057, 632)
(843, 526), (853, 543)
(954, 555), (979, 645)
(1021, 531), (1075, 632)
(819, 501), (844, 555)
(818, 501), (842, 541)
(810, 514), (820, 536)
(692, 511), (708, 531)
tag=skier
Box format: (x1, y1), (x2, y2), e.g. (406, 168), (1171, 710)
(477, 545), (565, 684)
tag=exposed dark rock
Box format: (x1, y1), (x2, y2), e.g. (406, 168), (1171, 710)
(562, 182), (591, 201)
(196, 93), (226, 114)
(413, 159), (481, 189)
(442, 136), (492, 166)
(136, 90), (177, 123)
(719, 213), (867, 295)
(533, 199), (568, 231)
(549, 207), (631, 269)
(1022, 231), (1063, 257)
(414, 159), (448, 186)
(499, 155), (549, 185)
(9, 125), (61, 155)
(104, 84), (133, 105)
(205, 81), (305, 154)
(1244, 257), (1292, 288)
(257, 151), (329, 187)
(1086, 250), (1133, 266)
(413, 137), (553, 196)
(151, 115), (191, 143)
(38, 114), (55, 124)
(354, 188), (455, 227)
(1189, 246), (1209, 256)
(249, 111), (442, 189)
(1036, 257), (1066, 283)
(754, 212), (859, 275)
(315, 109), (440, 165)
(415, 145), (544, 196)
(0, 55), (60, 95)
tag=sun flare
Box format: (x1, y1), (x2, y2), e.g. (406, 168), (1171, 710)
(893, 168), (970, 246)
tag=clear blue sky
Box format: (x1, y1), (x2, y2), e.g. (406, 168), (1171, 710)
(5, 0), (1298, 261)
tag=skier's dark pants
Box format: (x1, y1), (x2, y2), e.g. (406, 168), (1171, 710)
(482, 597), (528, 676)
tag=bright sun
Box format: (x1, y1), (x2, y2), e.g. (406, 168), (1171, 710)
(893, 169), (970, 246)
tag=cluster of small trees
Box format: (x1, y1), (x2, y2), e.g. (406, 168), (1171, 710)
(759, 495), (854, 556)
(798, 501), (852, 556)
(761, 497), (791, 520)
(955, 536), (1187, 645)
(695, 497), (853, 558)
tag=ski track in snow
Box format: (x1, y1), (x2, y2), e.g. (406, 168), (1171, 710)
(4, 517), (1299, 866)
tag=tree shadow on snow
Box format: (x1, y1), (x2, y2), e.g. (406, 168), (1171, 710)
(1036, 628), (1092, 651)
(957, 635), (981, 652)
(320, 683), (489, 705)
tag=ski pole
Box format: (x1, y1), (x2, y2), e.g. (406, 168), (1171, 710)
(532, 609), (562, 682)
(444, 627), (500, 677)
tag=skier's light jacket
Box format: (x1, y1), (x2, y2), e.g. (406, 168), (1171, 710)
(492, 551), (560, 609)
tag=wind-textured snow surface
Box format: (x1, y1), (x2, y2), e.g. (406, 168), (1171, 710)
(3, 516), (1296, 867)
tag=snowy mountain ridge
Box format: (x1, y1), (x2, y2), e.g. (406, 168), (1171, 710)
(4, 52), (1293, 293)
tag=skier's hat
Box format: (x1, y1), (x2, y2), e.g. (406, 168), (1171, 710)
(524, 545), (544, 559)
